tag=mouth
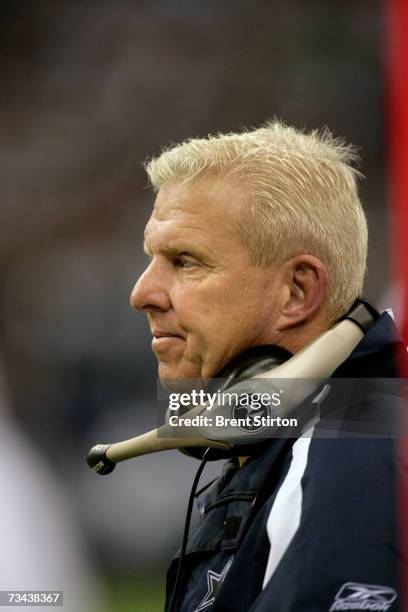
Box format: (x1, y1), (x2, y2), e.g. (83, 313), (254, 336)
(151, 329), (184, 348)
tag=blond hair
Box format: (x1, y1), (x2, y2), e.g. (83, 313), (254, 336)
(145, 120), (368, 321)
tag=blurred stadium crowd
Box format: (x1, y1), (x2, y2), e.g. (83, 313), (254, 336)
(0, 1), (389, 610)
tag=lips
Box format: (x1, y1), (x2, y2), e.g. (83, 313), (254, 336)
(151, 329), (182, 339)
(151, 329), (184, 351)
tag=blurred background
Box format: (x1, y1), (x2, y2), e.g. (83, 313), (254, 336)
(0, 1), (391, 610)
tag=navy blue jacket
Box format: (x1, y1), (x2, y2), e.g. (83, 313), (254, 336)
(165, 313), (406, 612)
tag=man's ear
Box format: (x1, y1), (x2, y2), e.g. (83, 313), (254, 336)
(276, 254), (327, 330)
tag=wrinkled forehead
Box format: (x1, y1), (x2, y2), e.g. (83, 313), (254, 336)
(151, 174), (248, 223)
(143, 175), (251, 256)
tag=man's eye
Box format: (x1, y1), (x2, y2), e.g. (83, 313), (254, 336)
(175, 257), (197, 269)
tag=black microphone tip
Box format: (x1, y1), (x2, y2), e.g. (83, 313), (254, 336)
(87, 443), (116, 475)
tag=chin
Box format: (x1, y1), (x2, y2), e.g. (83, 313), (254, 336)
(157, 362), (203, 392)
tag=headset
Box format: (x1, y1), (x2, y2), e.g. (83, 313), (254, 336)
(87, 300), (378, 475)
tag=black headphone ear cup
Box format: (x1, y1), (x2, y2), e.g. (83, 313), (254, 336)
(217, 345), (293, 385)
(180, 345), (293, 461)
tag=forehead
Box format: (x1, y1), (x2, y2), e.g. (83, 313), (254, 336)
(144, 175), (248, 249)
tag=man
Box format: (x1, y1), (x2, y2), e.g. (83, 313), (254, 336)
(130, 121), (405, 611)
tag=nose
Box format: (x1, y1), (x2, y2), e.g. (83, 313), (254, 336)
(130, 260), (172, 313)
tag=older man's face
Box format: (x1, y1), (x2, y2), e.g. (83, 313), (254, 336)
(130, 175), (285, 386)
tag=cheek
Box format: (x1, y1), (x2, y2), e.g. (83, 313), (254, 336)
(173, 285), (221, 328)
(172, 288), (230, 358)
(173, 278), (267, 347)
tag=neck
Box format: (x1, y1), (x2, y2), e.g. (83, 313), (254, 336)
(277, 317), (332, 355)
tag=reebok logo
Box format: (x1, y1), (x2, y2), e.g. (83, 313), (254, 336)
(329, 582), (397, 611)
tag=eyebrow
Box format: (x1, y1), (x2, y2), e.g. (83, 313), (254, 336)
(143, 240), (214, 263)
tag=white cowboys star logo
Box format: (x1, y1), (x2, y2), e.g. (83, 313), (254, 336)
(194, 556), (234, 611)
